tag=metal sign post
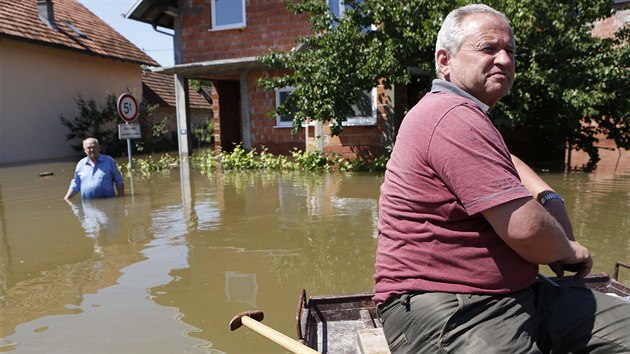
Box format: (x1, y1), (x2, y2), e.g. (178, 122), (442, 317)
(117, 93), (139, 197)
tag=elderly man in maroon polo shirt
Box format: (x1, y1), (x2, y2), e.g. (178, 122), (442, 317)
(374, 4), (630, 353)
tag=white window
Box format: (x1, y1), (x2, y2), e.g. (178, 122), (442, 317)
(342, 88), (377, 126)
(276, 88), (377, 128)
(211, 0), (246, 30)
(275, 88), (297, 127)
(328, 0), (344, 18)
(328, 0), (373, 31)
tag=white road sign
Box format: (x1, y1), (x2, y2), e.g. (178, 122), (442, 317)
(118, 123), (141, 139)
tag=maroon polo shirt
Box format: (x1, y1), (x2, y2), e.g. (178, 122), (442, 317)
(373, 80), (536, 305)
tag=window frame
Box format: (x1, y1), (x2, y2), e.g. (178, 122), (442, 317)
(275, 87), (378, 128)
(210, 0), (246, 31)
(275, 87), (297, 128)
(328, 0), (344, 18)
(327, 0), (374, 33)
(342, 88), (377, 127)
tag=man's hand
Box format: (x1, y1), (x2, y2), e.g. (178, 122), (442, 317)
(548, 262), (565, 278)
(549, 241), (593, 279)
(64, 188), (78, 201)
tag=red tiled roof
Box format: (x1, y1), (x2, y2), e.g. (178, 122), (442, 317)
(0, 0), (158, 66)
(142, 71), (212, 109)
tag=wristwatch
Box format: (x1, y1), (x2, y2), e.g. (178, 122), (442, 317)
(539, 192), (564, 206)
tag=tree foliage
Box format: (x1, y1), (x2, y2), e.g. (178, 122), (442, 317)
(59, 93), (157, 156)
(496, 0), (629, 170)
(60, 94), (124, 154)
(259, 0), (629, 170)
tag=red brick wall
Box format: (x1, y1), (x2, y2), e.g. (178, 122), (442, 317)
(569, 134), (630, 175)
(211, 85), (221, 151)
(322, 85), (389, 159)
(182, 0), (313, 63)
(247, 72), (388, 159)
(247, 71), (306, 154)
(592, 10), (629, 38)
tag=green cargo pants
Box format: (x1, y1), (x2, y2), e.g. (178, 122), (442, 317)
(378, 283), (630, 353)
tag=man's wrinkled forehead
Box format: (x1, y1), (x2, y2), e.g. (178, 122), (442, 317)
(460, 13), (515, 47)
(84, 140), (98, 148)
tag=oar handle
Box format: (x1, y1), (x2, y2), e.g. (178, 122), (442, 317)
(240, 316), (319, 354)
(241, 316), (319, 354)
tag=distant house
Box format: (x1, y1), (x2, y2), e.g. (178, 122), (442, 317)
(141, 70), (213, 151)
(0, 0), (158, 164)
(568, 1), (630, 174)
(127, 0), (399, 159)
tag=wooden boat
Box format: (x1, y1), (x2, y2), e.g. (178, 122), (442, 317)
(296, 262), (630, 354)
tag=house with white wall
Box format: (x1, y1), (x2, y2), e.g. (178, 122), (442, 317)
(0, 0), (158, 164)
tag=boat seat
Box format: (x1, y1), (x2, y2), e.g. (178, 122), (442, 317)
(357, 327), (391, 354)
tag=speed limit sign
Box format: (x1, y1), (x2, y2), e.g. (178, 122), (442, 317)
(117, 93), (138, 122)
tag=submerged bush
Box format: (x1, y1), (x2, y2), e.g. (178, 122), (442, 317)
(290, 149), (334, 171)
(129, 144), (388, 175)
(119, 153), (178, 176)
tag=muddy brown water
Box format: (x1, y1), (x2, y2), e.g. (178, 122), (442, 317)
(0, 159), (628, 353)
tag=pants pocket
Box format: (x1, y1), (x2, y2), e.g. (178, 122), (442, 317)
(387, 332), (410, 353)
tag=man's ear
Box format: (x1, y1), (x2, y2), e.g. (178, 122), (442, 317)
(436, 48), (450, 79)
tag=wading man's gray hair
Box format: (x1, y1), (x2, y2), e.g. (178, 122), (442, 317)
(435, 4), (513, 74)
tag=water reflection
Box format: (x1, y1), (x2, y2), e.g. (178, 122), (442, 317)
(0, 160), (628, 353)
(542, 173), (630, 275)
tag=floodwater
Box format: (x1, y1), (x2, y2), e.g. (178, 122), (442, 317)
(0, 159), (629, 353)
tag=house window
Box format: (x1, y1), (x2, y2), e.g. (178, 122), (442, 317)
(328, 0), (366, 18)
(211, 0), (246, 30)
(275, 88), (297, 128)
(276, 88), (377, 128)
(327, 0), (376, 127)
(328, 0), (372, 31)
(64, 20), (87, 38)
(342, 88), (377, 126)
(328, 0), (343, 18)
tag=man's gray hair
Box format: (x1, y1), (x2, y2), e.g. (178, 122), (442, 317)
(435, 4), (512, 74)
(83, 137), (99, 145)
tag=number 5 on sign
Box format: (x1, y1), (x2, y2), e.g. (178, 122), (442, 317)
(117, 93), (138, 123)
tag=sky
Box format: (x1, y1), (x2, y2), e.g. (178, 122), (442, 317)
(78, 0), (175, 67)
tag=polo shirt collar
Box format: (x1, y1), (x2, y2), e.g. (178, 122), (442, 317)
(83, 154), (104, 166)
(431, 79), (490, 113)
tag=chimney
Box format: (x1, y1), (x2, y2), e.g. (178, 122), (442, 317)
(37, 0), (57, 29)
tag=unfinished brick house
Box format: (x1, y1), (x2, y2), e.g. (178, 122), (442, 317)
(127, 0), (411, 159)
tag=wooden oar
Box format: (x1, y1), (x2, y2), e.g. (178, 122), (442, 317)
(229, 310), (319, 354)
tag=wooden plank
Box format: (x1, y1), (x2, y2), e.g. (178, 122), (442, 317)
(359, 308), (375, 328)
(357, 328), (390, 354)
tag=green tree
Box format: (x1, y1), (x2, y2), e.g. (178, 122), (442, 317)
(60, 93), (158, 156)
(59, 93), (125, 154)
(497, 0), (629, 170)
(259, 0), (629, 170)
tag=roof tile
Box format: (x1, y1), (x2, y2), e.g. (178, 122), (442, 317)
(142, 71), (212, 110)
(0, 0), (159, 66)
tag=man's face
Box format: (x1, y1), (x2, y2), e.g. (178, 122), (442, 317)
(83, 139), (100, 160)
(443, 13), (515, 108)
